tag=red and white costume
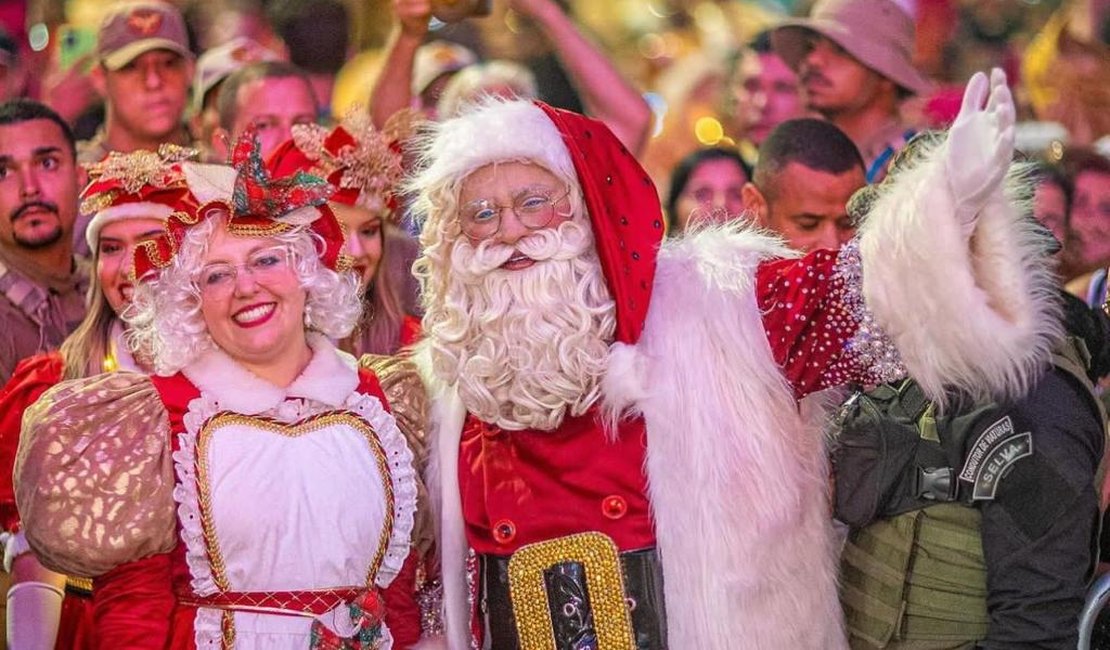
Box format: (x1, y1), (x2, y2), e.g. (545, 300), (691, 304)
(17, 334), (425, 648)
(411, 101), (1058, 648)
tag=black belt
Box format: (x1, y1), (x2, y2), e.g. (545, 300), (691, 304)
(479, 544), (667, 649)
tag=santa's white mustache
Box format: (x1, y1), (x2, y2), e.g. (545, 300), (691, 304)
(452, 220), (592, 281)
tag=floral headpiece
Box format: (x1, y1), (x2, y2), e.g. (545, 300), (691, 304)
(131, 126), (351, 281)
(266, 109), (414, 222)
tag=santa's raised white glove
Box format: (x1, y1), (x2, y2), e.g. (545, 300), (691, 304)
(943, 68), (1016, 234)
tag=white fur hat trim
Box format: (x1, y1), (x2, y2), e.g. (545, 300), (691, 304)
(85, 202), (174, 249)
(408, 99), (575, 199)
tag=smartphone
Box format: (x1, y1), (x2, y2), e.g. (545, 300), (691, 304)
(57, 24), (97, 72)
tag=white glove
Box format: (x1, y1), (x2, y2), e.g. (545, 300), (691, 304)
(943, 68), (1016, 232)
(7, 581), (63, 650)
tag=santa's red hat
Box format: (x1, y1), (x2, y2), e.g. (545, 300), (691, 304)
(410, 99), (664, 344)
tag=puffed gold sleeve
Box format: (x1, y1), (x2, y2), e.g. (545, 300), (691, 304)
(14, 372), (177, 577)
(359, 353), (434, 555)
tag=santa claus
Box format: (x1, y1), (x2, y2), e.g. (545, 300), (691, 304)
(408, 69), (1058, 648)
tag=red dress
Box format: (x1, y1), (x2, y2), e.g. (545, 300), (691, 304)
(17, 339), (427, 649)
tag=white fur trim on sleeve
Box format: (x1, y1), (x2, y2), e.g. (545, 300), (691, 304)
(602, 223), (848, 648)
(856, 141), (1060, 405)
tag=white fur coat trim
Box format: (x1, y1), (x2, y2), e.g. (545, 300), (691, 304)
(857, 142), (1059, 405)
(181, 333), (359, 414)
(412, 345), (471, 650)
(603, 224), (848, 649)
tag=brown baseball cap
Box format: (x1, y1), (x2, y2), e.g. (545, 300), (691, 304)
(97, 1), (192, 71)
(772, 0), (931, 96)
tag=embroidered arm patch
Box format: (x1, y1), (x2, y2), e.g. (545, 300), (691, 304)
(959, 416), (1034, 501)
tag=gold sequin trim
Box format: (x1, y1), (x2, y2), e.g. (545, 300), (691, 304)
(65, 576), (94, 594)
(507, 532), (635, 650)
(194, 411), (396, 592)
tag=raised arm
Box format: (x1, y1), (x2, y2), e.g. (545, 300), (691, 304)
(758, 70), (1058, 403)
(370, 0), (432, 129)
(508, 0), (652, 154)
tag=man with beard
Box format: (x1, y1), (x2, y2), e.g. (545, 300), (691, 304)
(0, 99), (86, 383)
(771, 0), (931, 182)
(410, 69), (1057, 648)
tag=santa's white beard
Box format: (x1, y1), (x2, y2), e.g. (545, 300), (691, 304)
(427, 220), (616, 431)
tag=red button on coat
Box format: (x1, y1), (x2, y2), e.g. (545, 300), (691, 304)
(602, 495), (627, 519)
(493, 519), (516, 544)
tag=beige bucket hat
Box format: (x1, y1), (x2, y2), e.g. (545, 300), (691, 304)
(772, 0), (931, 96)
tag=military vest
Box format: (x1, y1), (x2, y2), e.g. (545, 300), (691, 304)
(834, 339), (1106, 648)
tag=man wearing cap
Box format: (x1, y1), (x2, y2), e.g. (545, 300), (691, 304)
(409, 67), (1057, 648)
(81, 0), (195, 164)
(772, 0), (932, 182)
(189, 37), (281, 163)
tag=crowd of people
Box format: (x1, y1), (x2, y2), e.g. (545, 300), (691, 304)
(0, 0), (1107, 648)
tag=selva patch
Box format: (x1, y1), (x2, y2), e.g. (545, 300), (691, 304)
(959, 416), (1033, 501)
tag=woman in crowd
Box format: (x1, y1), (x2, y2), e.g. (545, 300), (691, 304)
(267, 115), (423, 355)
(0, 147), (189, 649)
(665, 145), (750, 234)
(13, 133), (436, 648)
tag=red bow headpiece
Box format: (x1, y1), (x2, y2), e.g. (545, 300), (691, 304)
(132, 126), (351, 281)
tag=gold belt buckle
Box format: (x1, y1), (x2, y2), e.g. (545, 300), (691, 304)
(507, 531), (635, 650)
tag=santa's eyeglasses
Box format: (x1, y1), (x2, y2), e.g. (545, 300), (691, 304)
(458, 189), (571, 240)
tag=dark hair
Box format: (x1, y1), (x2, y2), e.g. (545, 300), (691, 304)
(1062, 147), (1110, 181)
(267, 0), (349, 74)
(1029, 160), (1072, 213)
(753, 118), (863, 198)
(749, 29), (774, 54)
(217, 61), (317, 131)
(665, 146), (750, 232)
(0, 99), (78, 160)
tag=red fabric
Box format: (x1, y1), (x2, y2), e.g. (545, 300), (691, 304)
(459, 410), (653, 555)
(54, 593), (95, 650)
(399, 315), (423, 349)
(92, 552), (176, 650)
(0, 352), (62, 531)
(756, 247), (878, 398)
(179, 587), (364, 615)
(536, 102), (664, 345)
(381, 550), (422, 648)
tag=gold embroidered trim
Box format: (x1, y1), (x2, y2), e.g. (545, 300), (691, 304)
(507, 532), (635, 650)
(194, 411), (396, 592)
(221, 609), (235, 648)
(65, 576), (94, 594)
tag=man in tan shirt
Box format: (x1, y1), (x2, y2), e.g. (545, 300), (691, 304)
(0, 99), (87, 384)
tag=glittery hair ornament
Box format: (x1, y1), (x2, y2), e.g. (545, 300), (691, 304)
(131, 126), (350, 281)
(80, 144), (198, 250)
(266, 109), (412, 222)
